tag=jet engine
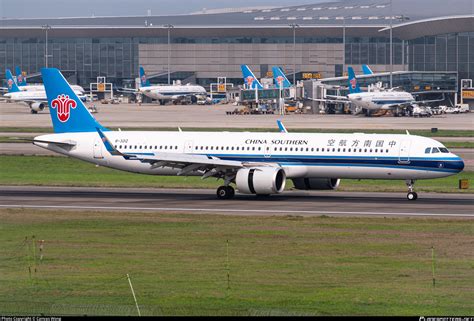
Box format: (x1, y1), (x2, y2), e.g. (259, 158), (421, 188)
(292, 178), (340, 190)
(30, 102), (46, 113)
(236, 167), (286, 195)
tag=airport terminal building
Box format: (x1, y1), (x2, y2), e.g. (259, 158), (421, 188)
(0, 0), (473, 96)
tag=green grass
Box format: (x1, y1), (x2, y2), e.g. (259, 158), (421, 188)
(0, 155), (472, 193)
(442, 141), (474, 149)
(0, 127), (472, 137)
(0, 209), (472, 316)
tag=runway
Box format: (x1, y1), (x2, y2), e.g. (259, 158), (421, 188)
(1, 186), (473, 218)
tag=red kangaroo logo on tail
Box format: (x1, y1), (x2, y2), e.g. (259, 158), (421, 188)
(51, 94), (77, 122)
(349, 78), (357, 89)
(245, 76), (255, 87)
(276, 76), (284, 86)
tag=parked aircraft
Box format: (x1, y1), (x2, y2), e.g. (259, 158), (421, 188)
(2, 69), (86, 113)
(240, 65), (263, 89)
(130, 66), (207, 104)
(33, 68), (464, 201)
(345, 67), (415, 115)
(12, 67), (85, 93)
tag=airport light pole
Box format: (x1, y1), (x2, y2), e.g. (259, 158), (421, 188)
(289, 23), (299, 86)
(342, 18), (346, 76)
(389, 0), (393, 88)
(164, 24), (174, 85)
(42, 24), (51, 68)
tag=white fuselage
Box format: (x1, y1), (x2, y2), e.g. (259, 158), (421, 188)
(34, 131), (464, 181)
(139, 84), (206, 101)
(18, 84), (85, 93)
(4, 89), (86, 102)
(348, 91), (414, 110)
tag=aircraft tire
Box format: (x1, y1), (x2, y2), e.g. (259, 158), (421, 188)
(217, 186), (234, 199)
(407, 192), (418, 201)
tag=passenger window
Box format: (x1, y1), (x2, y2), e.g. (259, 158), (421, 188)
(252, 147), (255, 151)
(432, 147), (440, 153)
(322, 148), (325, 152)
(425, 147), (431, 154)
(311, 148), (314, 152)
(231, 147), (234, 150)
(332, 148), (335, 152)
(337, 148), (340, 152)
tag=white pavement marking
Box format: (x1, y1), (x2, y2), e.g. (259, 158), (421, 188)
(0, 204), (473, 217)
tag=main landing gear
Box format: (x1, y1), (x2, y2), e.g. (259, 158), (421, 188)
(405, 179), (418, 201)
(216, 185), (235, 200)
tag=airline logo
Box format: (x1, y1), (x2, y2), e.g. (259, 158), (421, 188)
(51, 94), (77, 122)
(18, 74), (23, 83)
(349, 78), (357, 89)
(276, 76), (284, 85)
(7, 79), (13, 89)
(245, 76), (255, 87)
(141, 75), (146, 84)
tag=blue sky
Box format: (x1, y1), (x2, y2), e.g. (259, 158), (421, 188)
(1, 0), (333, 18)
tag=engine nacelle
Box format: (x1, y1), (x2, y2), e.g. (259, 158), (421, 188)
(30, 102), (45, 112)
(236, 167), (286, 195)
(292, 178), (340, 190)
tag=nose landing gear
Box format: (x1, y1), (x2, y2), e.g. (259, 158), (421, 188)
(217, 185), (235, 199)
(405, 179), (418, 200)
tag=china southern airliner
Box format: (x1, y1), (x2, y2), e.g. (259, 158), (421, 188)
(34, 68), (464, 200)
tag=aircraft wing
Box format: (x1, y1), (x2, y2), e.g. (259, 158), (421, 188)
(380, 102), (413, 110)
(96, 128), (261, 179)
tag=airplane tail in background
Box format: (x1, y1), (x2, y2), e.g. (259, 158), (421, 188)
(41, 68), (108, 133)
(272, 66), (292, 89)
(5, 69), (21, 93)
(240, 65), (263, 90)
(15, 66), (27, 86)
(347, 67), (362, 94)
(139, 66), (150, 87)
(362, 64), (374, 75)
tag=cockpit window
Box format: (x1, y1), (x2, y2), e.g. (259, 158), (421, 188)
(439, 147), (449, 153)
(425, 147), (431, 154)
(432, 147), (440, 153)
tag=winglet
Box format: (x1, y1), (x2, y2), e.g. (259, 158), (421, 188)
(96, 127), (122, 156)
(277, 120), (288, 133)
(406, 130), (410, 135)
(362, 64), (374, 75)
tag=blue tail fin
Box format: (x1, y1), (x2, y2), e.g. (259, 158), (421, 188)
(272, 66), (292, 88)
(362, 64), (374, 75)
(5, 69), (21, 93)
(240, 65), (263, 89)
(41, 68), (108, 133)
(139, 66), (150, 87)
(347, 67), (361, 94)
(15, 66), (27, 86)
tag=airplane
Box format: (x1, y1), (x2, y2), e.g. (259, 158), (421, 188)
(241, 65), (263, 90)
(12, 66), (85, 93)
(272, 66), (292, 89)
(2, 69), (86, 113)
(32, 68), (464, 201)
(127, 66), (207, 105)
(346, 67), (415, 115)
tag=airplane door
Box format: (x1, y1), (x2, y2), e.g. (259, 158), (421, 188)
(93, 138), (104, 159)
(398, 139), (411, 163)
(264, 144), (272, 158)
(184, 140), (194, 153)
